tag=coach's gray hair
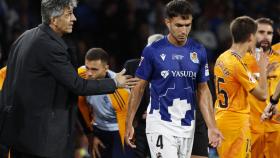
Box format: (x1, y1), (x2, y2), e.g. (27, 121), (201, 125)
(147, 34), (164, 46)
(41, 0), (77, 24)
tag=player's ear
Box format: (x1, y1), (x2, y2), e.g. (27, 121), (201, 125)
(248, 33), (255, 42)
(165, 18), (171, 30)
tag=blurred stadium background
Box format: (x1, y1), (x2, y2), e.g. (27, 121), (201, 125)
(0, 0), (279, 70)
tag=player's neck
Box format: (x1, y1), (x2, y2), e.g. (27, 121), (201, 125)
(263, 48), (272, 55)
(167, 34), (187, 46)
(230, 43), (248, 57)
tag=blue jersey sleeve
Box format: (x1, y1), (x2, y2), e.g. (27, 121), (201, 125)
(197, 46), (210, 83)
(135, 46), (154, 81)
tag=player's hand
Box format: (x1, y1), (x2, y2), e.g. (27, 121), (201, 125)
(79, 71), (87, 79)
(115, 69), (139, 88)
(90, 136), (106, 158)
(208, 127), (224, 148)
(267, 62), (278, 79)
(256, 48), (269, 71)
(125, 124), (136, 148)
(261, 103), (276, 121)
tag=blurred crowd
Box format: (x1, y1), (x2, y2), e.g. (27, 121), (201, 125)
(0, 0), (279, 70)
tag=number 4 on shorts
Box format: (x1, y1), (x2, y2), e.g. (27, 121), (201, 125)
(156, 135), (163, 149)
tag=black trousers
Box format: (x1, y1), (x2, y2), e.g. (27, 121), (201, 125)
(191, 110), (208, 157)
(134, 121), (150, 158)
(9, 134), (75, 158)
(93, 126), (134, 158)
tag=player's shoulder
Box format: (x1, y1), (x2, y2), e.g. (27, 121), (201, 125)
(214, 51), (235, 79)
(272, 43), (280, 55)
(142, 37), (166, 57)
(272, 42), (280, 51)
(242, 52), (256, 64)
(216, 50), (233, 61)
(187, 38), (205, 50)
(215, 50), (241, 69)
(186, 38), (207, 59)
(188, 37), (204, 48)
(147, 36), (167, 49)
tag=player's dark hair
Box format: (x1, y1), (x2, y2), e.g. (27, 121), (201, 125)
(230, 16), (257, 43)
(256, 18), (274, 27)
(85, 48), (109, 65)
(166, 0), (193, 19)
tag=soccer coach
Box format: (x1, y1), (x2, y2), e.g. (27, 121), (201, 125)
(0, 0), (138, 157)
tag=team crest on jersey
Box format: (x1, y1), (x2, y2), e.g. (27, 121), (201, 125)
(160, 53), (166, 61)
(190, 52), (199, 63)
(138, 56), (144, 67)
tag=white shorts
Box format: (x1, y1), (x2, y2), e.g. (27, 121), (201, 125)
(146, 132), (194, 158)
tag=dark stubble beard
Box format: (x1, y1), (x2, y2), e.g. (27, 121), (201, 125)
(256, 40), (271, 52)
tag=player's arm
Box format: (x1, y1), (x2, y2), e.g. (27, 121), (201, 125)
(250, 51), (268, 101)
(271, 81), (280, 102)
(125, 78), (148, 148)
(261, 81), (280, 121)
(197, 82), (224, 147)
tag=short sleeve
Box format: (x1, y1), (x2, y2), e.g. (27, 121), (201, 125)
(197, 46), (210, 83)
(135, 46), (154, 81)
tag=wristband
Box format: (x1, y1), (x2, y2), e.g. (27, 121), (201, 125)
(270, 95), (279, 105)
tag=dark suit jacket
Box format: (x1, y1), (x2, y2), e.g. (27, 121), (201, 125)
(124, 59), (150, 125)
(0, 24), (117, 157)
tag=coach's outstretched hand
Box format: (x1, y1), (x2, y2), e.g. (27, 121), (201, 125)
(115, 69), (139, 88)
